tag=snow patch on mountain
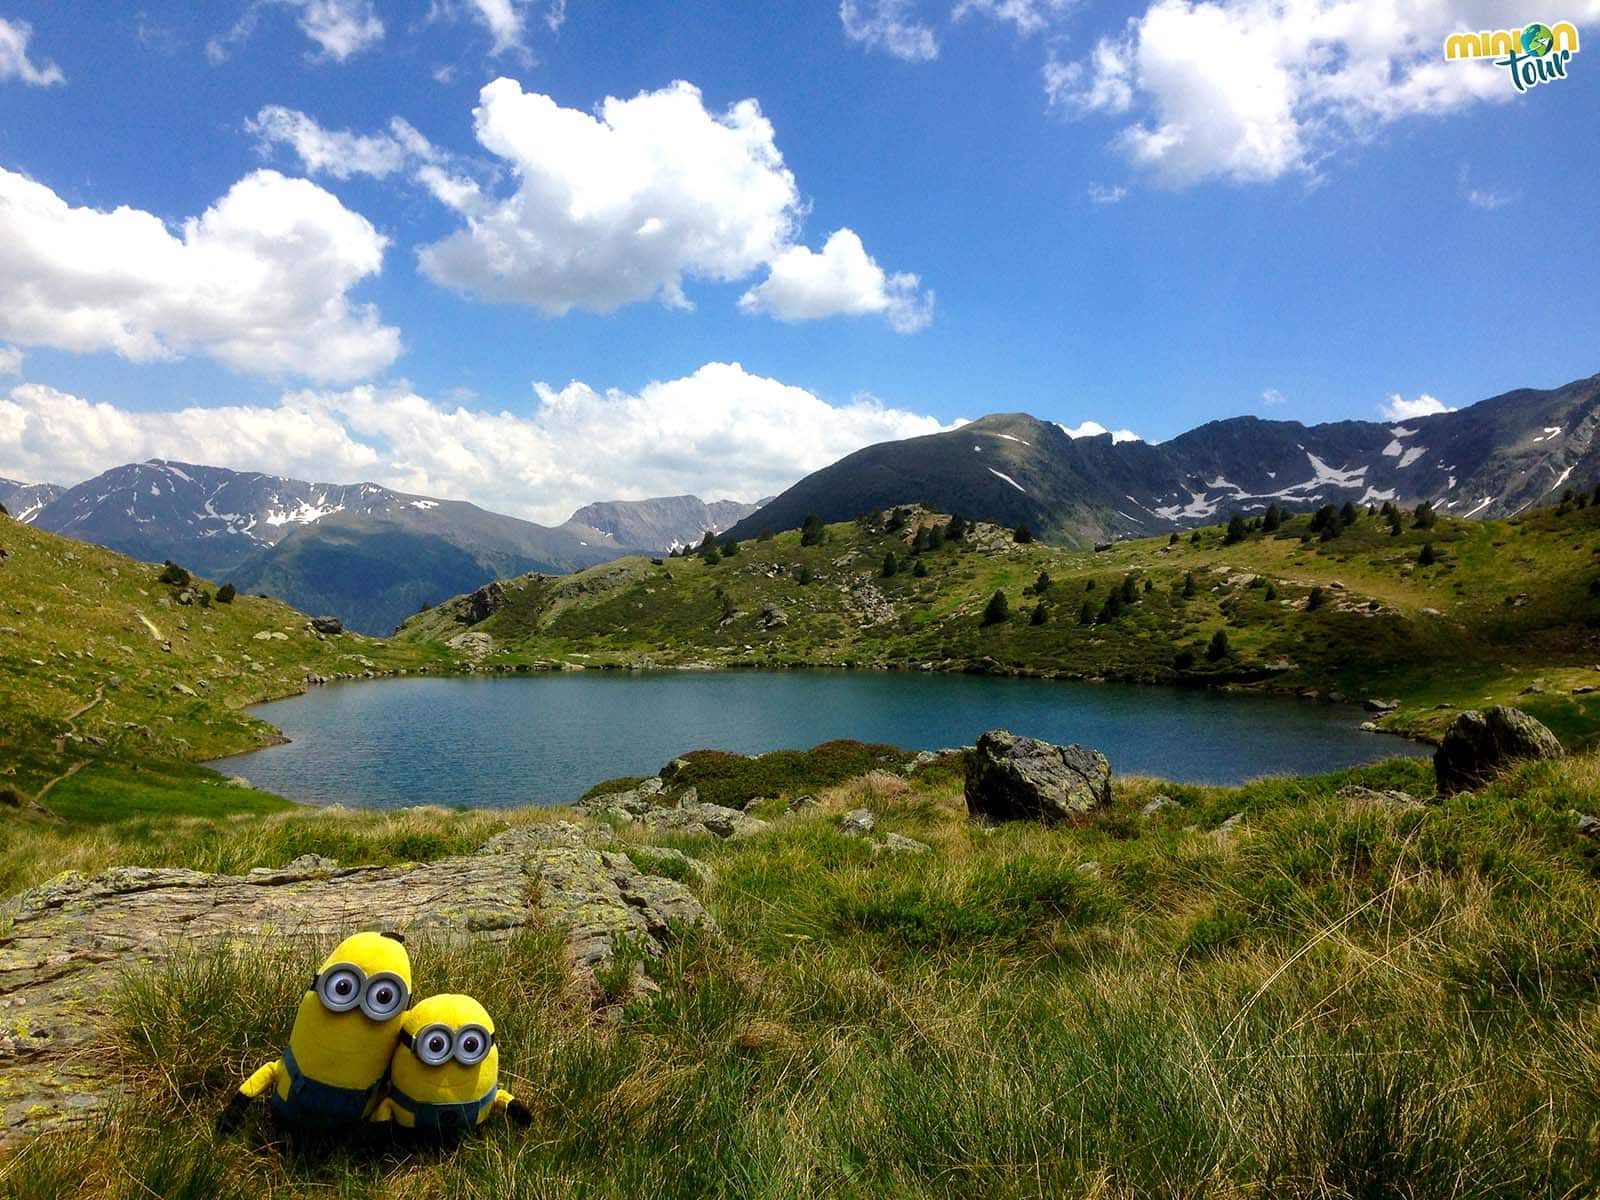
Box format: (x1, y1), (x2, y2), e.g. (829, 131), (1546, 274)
(1397, 446), (1426, 469)
(265, 499), (345, 527)
(988, 468), (1026, 494)
(1153, 491), (1220, 521)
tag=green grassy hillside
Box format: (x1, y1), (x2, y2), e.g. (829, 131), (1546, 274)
(399, 500), (1600, 746)
(0, 514), (450, 823)
(5, 747), (1600, 1197)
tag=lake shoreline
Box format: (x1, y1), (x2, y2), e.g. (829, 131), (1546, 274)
(209, 666), (1432, 810)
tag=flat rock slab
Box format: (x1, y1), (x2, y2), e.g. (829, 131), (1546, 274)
(0, 821), (711, 1144)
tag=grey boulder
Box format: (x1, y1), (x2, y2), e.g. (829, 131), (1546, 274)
(964, 729), (1111, 824)
(1434, 706), (1564, 795)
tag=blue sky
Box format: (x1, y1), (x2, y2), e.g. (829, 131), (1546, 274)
(1, 0), (1596, 522)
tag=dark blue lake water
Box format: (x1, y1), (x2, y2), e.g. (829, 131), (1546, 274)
(212, 671), (1428, 809)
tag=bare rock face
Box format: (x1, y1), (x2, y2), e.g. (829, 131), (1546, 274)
(964, 730), (1112, 824)
(309, 615), (344, 636)
(1434, 706), (1564, 796)
(0, 821), (711, 1143)
(455, 580), (508, 626)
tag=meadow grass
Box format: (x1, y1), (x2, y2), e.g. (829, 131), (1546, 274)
(4, 751), (1598, 1198)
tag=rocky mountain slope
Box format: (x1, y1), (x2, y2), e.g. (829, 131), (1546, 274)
(25, 461), (629, 635)
(565, 494), (766, 552)
(0, 476), (64, 523)
(727, 372), (1600, 547)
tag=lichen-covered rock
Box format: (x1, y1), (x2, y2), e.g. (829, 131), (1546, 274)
(1434, 706), (1564, 795)
(637, 802), (767, 839)
(964, 729), (1111, 824)
(878, 833), (932, 854)
(0, 820), (712, 1143)
(840, 808), (876, 836)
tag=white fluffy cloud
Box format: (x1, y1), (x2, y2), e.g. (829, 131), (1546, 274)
(417, 78), (930, 330)
(840, 0), (940, 60)
(0, 346), (21, 376)
(467, 0), (527, 52)
(292, 0), (383, 57)
(0, 17), (63, 85)
(1, 364), (956, 520)
(1053, 1), (1599, 186)
(1087, 183), (1127, 205)
(0, 383), (382, 487)
(739, 229), (934, 332)
(209, 1), (384, 63)
(1060, 419), (1142, 443)
(247, 105), (437, 179)
(1381, 393), (1455, 420)
(0, 166), (399, 383)
(1261, 387), (1285, 405)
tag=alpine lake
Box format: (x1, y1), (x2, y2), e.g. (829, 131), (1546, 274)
(213, 670), (1430, 809)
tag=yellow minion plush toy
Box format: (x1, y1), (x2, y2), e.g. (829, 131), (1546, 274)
(219, 931), (411, 1132)
(370, 994), (531, 1137)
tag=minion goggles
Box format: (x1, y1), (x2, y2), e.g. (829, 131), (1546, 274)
(400, 1022), (495, 1067)
(312, 962), (410, 1021)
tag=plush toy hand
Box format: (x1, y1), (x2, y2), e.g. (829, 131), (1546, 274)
(216, 1092), (251, 1135)
(507, 1099), (533, 1128)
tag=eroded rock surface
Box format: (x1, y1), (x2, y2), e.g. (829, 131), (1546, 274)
(0, 821), (710, 1143)
(964, 729), (1112, 824)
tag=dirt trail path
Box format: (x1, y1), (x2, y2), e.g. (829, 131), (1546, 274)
(31, 683), (106, 814)
(50, 684), (104, 756)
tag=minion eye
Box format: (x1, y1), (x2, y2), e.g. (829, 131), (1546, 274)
(413, 1023), (454, 1067)
(360, 973), (408, 1021)
(316, 965), (365, 1013)
(454, 1026), (490, 1066)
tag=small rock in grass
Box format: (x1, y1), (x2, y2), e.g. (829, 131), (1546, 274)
(840, 808), (876, 837)
(877, 833), (931, 855)
(1140, 795), (1177, 817)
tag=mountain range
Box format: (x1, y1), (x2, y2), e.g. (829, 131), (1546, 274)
(567, 494), (766, 552)
(6, 370), (1596, 632)
(11, 461), (764, 635)
(727, 373), (1600, 546)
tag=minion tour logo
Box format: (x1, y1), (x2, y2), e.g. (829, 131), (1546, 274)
(1444, 21), (1581, 93)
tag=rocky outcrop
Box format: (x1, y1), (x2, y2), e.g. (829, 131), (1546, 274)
(1434, 706), (1564, 795)
(580, 776), (770, 839)
(963, 730), (1112, 824)
(309, 615), (344, 636)
(0, 821), (711, 1143)
(456, 580), (509, 626)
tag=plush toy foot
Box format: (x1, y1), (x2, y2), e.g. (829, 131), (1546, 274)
(216, 1093), (251, 1135)
(507, 1099), (533, 1128)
